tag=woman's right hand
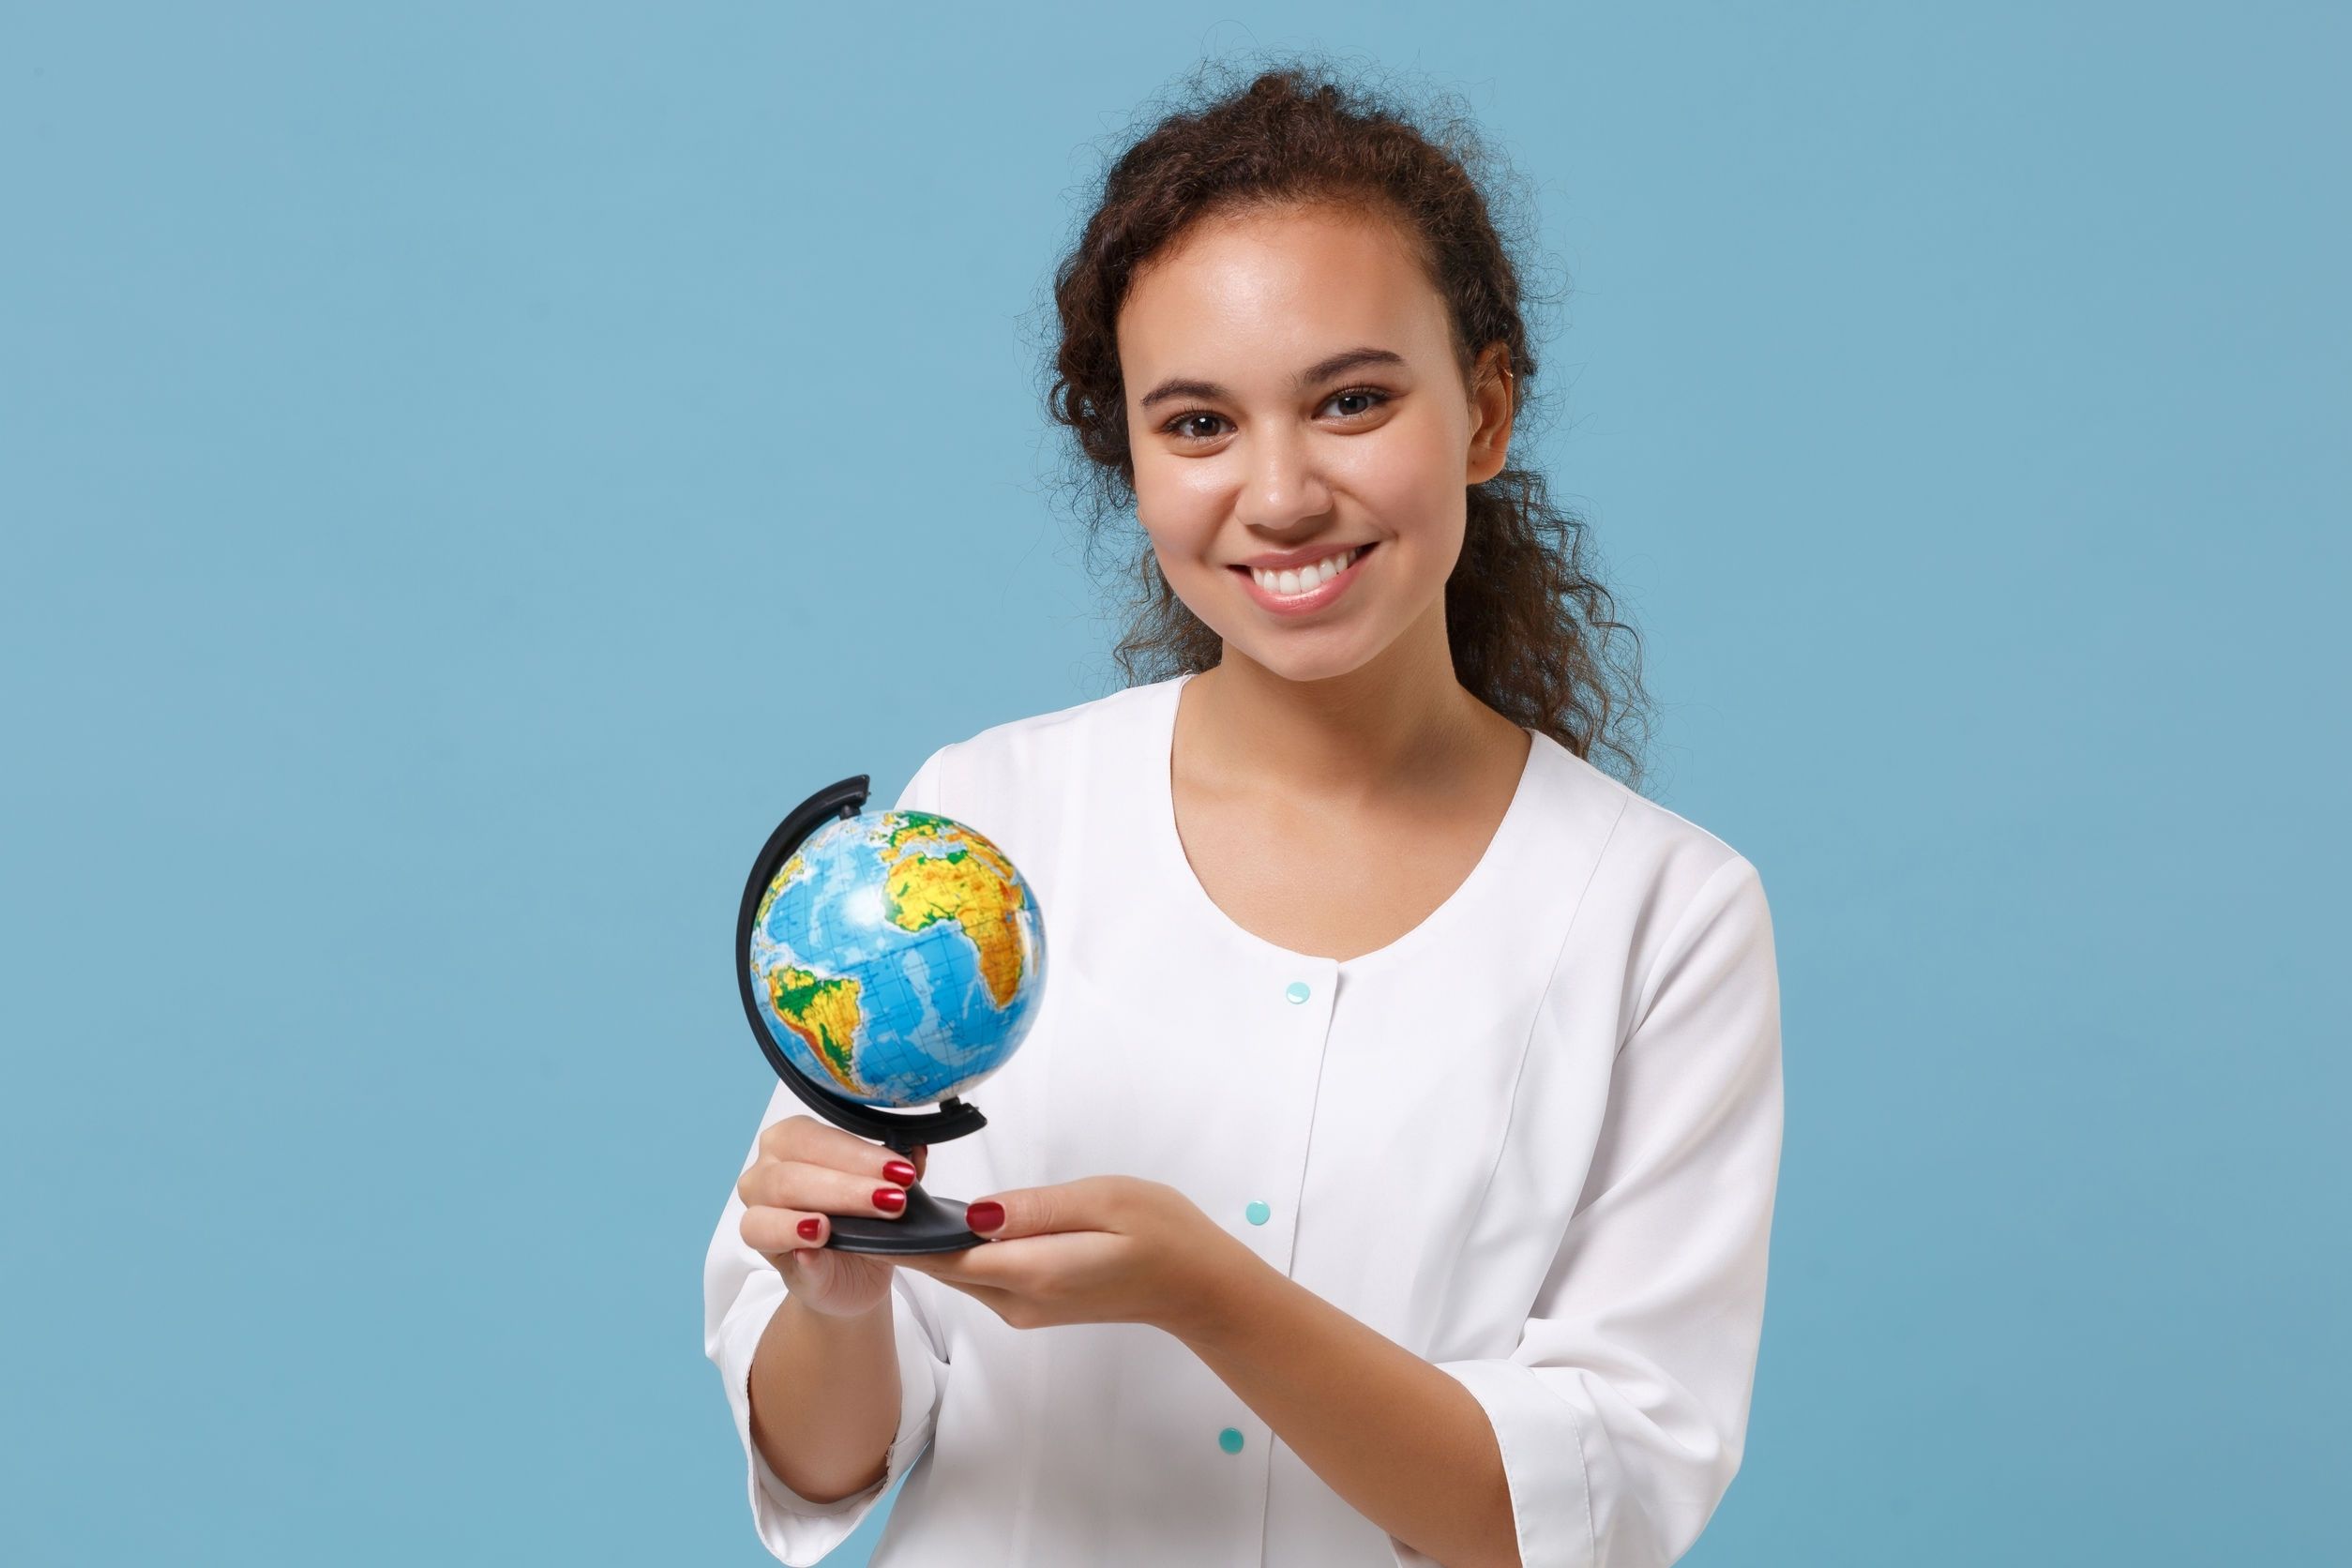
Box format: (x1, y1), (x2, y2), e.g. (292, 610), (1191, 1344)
(737, 1114), (928, 1319)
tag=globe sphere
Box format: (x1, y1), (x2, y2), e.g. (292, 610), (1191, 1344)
(746, 806), (1045, 1108)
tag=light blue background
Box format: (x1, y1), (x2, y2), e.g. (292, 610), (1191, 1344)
(4, 5), (2343, 1563)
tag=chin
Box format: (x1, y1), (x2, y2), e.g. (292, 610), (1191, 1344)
(1224, 631), (1386, 686)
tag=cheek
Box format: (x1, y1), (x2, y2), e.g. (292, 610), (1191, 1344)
(1136, 524), (1220, 621)
(1136, 455), (1224, 520)
(1133, 484), (1224, 571)
(1341, 420), (1459, 518)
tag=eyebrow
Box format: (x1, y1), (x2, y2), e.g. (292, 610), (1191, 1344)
(1135, 346), (1410, 412)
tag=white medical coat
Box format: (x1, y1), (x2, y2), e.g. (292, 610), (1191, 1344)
(703, 671), (1785, 1566)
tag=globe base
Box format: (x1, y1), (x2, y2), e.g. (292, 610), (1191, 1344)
(823, 1180), (987, 1254)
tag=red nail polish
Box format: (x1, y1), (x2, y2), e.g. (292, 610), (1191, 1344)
(873, 1185), (907, 1214)
(797, 1216), (822, 1241)
(965, 1200), (1004, 1234)
(883, 1159), (917, 1185)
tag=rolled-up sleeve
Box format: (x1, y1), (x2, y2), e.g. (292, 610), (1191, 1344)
(701, 1108), (954, 1564)
(1397, 855), (1785, 1568)
(701, 745), (958, 1564)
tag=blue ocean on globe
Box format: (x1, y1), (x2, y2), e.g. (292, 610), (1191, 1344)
(747, 806), (1046, 1108)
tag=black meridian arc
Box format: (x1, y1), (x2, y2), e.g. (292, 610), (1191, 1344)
(734, 773), (991, 1254)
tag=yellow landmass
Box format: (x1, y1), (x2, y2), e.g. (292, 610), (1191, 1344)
(882, 818), (1029, 1008)
(766, 964), (867, 1093)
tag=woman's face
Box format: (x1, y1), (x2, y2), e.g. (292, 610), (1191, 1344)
(1116, 204), (1514, 686)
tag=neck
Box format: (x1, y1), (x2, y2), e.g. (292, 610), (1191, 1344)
(1182, 598), (1490, 802)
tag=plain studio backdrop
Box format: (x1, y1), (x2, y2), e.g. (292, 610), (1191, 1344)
(2, 5), (2344, 1564)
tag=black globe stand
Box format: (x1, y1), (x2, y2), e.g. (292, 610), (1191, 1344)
(736, 773), (992, 1255)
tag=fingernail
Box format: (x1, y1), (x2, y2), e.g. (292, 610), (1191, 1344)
(873, 1185), (907, 1214)
(797, 1216), (822, 1241)
(965, 1200), (1004, 1234)
(882, 1159), (917, 1185)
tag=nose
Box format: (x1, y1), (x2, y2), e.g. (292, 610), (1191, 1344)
(1232, 424), (1334, 535)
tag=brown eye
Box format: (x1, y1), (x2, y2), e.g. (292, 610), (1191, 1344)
(1167, 413), (1228, 442)
(1161, 387), (1392, 445)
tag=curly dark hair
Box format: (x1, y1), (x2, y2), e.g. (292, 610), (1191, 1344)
(1028, 52), (1657, 792)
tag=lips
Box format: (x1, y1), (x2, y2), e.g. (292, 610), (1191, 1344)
(1229, 540), (1378, 617)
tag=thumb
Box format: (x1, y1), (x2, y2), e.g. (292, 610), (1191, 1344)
(965, 1178), (1109, 1239)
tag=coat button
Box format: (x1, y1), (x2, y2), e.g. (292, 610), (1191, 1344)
(1285, 981), (1310, 1004)
(1245, 1200), (1271, 1226)
(1218, 1426), (1245, 1455)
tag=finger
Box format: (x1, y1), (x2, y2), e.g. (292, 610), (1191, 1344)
(894, 1255), (969, 1286)
(956, 1177), (1123, 1242)
(740, 1201), (833, 1257)
(746, 1158), (917, 1222)
(741, 1119), (909, 1210)
(894, 1244), (994, 1282)
(762, 1114), (924, 1186)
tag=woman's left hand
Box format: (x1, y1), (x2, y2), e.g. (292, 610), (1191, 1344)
(892, 1175), (1252, 1341)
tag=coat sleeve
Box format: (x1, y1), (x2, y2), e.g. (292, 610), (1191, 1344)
(1395, 854), (1786, 1568)
(701, 745), (959, 1565)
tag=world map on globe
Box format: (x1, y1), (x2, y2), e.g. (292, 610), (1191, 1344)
(748, 807), (1045, 1108)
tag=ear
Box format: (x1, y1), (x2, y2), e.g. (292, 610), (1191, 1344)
(1466, 341), (1515, 485)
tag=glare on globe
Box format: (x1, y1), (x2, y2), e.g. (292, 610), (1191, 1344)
(746, 807), (1045, 1108)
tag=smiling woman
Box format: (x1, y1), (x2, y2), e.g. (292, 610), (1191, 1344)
(1044, 65), (1656, 792)
(707, 51), (1783, 1568)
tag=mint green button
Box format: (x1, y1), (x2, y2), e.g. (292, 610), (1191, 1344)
(1218, 1426), (1244, 1455)
(1285, 981), (1310, 1004)
(1245, 1200), (1271, 1226)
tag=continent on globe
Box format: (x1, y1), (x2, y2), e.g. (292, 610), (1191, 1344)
(746, 804), (1046, 1108)
(882, 811), (1030, 1007)
(763, 964), (865, 1089)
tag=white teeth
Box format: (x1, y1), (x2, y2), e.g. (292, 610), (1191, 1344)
(1251, 546), (1358, 596)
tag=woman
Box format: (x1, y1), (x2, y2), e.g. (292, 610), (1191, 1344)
(703, 59), (1784, 1568)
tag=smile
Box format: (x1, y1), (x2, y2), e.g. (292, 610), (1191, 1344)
(1228, 542), (1378, 617)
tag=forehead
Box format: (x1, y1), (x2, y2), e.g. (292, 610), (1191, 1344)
(1117, 205), (1447, 375)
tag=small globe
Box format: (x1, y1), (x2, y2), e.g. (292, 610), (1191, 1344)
(747, 806), (1045, 1108)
